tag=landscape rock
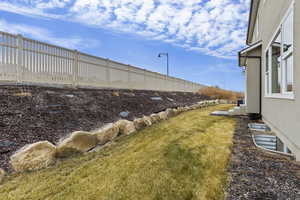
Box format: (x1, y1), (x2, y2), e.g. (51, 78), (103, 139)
(172, 108), (180, 115)
(13, 92), (32, 97)
(196, 102), (204, 108)
(158, 111), (168, 120)
(142, 116), (152, 126)
(191, 105), (198, 110)
(0, 140), (16, 148)
(10, 141), (56, 172)
(65, 94), (75, 98)
(150, 96), (163, 101)
(0, 168), (5, 183)
(177, 107), (184, 113)
(208, 100), (215, 105)
(115, 120), (136, 135)
(185, 106), (191, 111)
(150, 113), (161, 123)
(183, 106), (189, 111)
(166, 108), (176, 118)
(56, 131), (98, 158)
(125, 92), (135, 96)
(92, 123), (119, 145)
(119, 111), (130, 118)
(112, 91), (119, 96)
(133, 118), (147, 130)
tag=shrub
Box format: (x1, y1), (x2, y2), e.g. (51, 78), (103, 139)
(198, 87), (244, 102)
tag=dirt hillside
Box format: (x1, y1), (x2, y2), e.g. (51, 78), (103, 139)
(0, 85), (210, 171)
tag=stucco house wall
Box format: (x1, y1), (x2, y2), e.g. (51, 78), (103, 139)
(245, 49), (260, 114)
(247, 0), (300, 160)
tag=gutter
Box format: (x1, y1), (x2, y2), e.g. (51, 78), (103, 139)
(246, 0), (254, 45)
(246, 0), (261, 45)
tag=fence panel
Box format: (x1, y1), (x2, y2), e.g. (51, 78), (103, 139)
(77, 53), (109, 87)
(0, 31), (204, 92)
(21, 37), (74, 85)
(127, 66), (145, 90)
(108, 61), (129, 89)
(0, 32), (18, 82)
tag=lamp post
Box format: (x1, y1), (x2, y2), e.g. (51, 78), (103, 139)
(158, 52), (169, 76)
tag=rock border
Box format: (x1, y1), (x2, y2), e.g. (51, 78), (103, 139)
(2, 100), (220, 175)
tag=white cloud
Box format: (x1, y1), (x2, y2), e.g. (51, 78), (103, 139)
(36, 0), (71, 9)
(0, 19), (98, 50)
(0, 0), (250, 59)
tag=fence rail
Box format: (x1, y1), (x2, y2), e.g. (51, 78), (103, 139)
(0, 31), (204, 92)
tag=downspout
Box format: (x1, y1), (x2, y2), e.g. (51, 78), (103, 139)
(239, 54), (262, 116)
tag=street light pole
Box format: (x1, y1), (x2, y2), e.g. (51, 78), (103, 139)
(158, 52), (169, 76)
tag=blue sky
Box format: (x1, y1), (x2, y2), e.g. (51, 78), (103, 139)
(0, 0), (250, 91)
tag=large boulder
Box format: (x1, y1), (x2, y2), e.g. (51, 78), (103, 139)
(211, 100), (218, 105)
(150, 113), (160, 124)
(178, 107), (184, 113)
(158, 111), (168, 120)
(92, 123), (119, 145)
(166, 108), (176, 118)
(10, 141), (56, 172)
(177, 107), (184, 113)
(115, 120), (136, 135)
(56, 131), (98, 158)
(133, 118), (147, 130)
(0, 168), (5, 183)
(142, 116), (152, 126)
(171, 108), (177, 115)
(198, 101), (206, 108)
(180, 107), (186, 112)
(190, 105), (196, 110)
(173, 108), (182, 114)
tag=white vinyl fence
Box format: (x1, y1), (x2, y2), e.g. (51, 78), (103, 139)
(0, 31), (204, 92)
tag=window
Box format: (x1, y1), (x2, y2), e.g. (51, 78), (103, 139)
(282, 10), (293, 93)
(271, 31), (281, 94)
(265, 6), (294, 97)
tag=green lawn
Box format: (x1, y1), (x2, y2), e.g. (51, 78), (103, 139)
(0, 104), (235, 200)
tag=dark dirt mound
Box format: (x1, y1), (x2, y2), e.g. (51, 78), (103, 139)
(226, 116), (300, 200)
(0, 85), (209, 171)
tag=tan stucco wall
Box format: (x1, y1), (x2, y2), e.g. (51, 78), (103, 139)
(250, 0), (300, 160)
(245, 49), (261, 114)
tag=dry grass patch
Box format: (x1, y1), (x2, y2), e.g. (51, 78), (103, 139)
(199, 87), (244, 102)
(0, 104), (235, 200)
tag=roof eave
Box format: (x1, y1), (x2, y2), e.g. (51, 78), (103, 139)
(238, 40), (262, 67)
(246, 0), (260, 45)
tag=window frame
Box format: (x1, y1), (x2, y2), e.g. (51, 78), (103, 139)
(282, 9), (294, 95)
(265, 49), (270, 95)
(256, 14), (260, 38)
(264, 2), (294, 100)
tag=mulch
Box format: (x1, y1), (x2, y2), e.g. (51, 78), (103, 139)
(226, 116), (300, 200)
(0, 85), (210, 172)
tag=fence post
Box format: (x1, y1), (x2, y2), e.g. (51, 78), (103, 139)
(165, 75), (167, 91)
(127, 65), (131, 89)
(105, 59), (111, 87)
(73, 50), (79, 87)
(143, 69), (146, 90)
(16, 34), (23, 83)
